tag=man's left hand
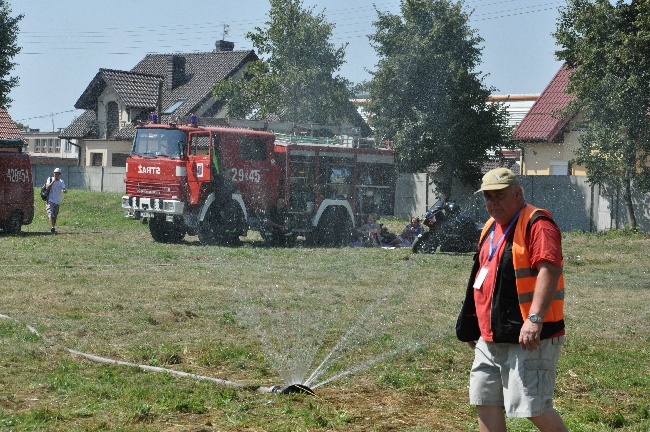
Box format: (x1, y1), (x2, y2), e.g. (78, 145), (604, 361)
(519, 320), (542, 351)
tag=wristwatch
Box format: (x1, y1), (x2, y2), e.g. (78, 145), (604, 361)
(528, 314), (543, 324)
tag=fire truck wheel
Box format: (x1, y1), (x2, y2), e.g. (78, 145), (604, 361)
(5, 210), (22, 234)
(315, 208), (353, 247)
(198, 204), (227, 246)
(149, 216), (185, 243)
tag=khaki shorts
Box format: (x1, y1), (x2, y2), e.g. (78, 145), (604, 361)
(46, 202), (60, 218)
(469, 336), (564, 418)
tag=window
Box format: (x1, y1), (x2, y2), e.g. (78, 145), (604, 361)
(91, 153), (103, 166)
(55, 140), (61, 153)
(33, 139), (40, 153)
(48, 139), (55, 153)
(239, 137), (267, 161)
(163, 99), (186, 115)
(107, 101), (119, 137)
(550, 161), (569, 176)
(132, 128), (186, 158)
(112, 153), (129, 167)
(355, 158), (395, 215)
(318, 154), (354, 200)
(190, 133), (211, 155)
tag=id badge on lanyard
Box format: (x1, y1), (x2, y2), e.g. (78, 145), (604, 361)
(473, 207), (522, 290)
(473, 266), (489, 289)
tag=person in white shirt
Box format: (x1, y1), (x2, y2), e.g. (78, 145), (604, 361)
(45, 167), (67, 234)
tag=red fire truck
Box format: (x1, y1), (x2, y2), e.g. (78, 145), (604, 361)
(122, 116), (396, 246)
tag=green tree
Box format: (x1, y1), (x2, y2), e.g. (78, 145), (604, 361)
(0, 1), (22, 108)
(554, 0), (650, 229)
(213, 0), (356, 125)
(366, 0), (509, 197)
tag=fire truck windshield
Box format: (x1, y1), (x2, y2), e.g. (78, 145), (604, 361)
(132, 129), (186, 159)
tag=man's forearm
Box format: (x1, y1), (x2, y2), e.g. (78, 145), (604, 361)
(528, 261), (562, 317)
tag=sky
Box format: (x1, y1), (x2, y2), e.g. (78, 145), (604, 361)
(7, 0), (566, 132)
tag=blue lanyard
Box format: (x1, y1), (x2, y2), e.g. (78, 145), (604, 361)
(488, 203), (525, 262)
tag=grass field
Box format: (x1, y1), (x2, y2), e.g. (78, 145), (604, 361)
(1, 189), (649, 431)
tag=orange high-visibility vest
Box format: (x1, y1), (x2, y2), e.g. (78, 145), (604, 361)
(480, 204), (565, 323)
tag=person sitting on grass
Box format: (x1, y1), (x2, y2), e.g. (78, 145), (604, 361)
(350, 213), (383, 247)
(391, 216), (423, 247)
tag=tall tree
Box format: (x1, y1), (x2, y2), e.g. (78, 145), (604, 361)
(554, 0), (650, 229)
(366, 0), (509, 197)
(0, 1), (22, 107)
(213, 0), (356, 125)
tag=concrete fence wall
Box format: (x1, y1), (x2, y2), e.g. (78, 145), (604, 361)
(395, 174), (650, 233)
(33, 165), (650, 233)
(33, 165), (126, 194)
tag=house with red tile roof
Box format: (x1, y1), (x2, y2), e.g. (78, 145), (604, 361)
(0, 107), (25, 144)
(2, 109), (78, 165)
(512, 64), (587, 176)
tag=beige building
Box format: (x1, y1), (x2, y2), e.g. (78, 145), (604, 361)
(22, 129), (79, 162)
(512, 64), (587, 176)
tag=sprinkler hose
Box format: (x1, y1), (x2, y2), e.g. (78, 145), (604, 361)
(0, 313), (308, 395)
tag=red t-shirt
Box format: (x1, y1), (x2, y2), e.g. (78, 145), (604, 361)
(473, 217), (562, 342)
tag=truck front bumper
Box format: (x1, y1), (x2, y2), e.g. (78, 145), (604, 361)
(122, 196), (184, 220)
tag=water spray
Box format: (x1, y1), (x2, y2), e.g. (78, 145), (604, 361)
(3, 273), (422, 399)
(0, 314), (314, 396)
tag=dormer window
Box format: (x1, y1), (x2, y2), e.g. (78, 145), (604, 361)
(163, 99), (186, 115)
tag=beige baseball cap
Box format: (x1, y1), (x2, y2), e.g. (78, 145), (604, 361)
(476, 168), (519, 193)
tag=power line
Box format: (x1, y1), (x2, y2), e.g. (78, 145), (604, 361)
(16, 0), (561, 54)
(15, 109), (79, 123)
(14, 0), (559, 124)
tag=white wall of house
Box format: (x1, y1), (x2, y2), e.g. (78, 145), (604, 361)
(75, 86), (147, 168)
(97, 87), (131, 139)
(83, 139), (132, 166)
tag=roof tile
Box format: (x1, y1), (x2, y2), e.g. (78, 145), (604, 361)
(0, 108), (24, 141)
(59, 110), (98, 139)
(512, 64), (575, 142)
(131, 50), (256, 116)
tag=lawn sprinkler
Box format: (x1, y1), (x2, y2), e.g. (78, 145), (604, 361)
(268, 383), (316, 396)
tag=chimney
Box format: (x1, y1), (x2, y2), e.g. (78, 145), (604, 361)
(167, 55), (186, 90)
(214, 40), (235, 52)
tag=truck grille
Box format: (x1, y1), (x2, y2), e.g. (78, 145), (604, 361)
(125, 182), (182, 200)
